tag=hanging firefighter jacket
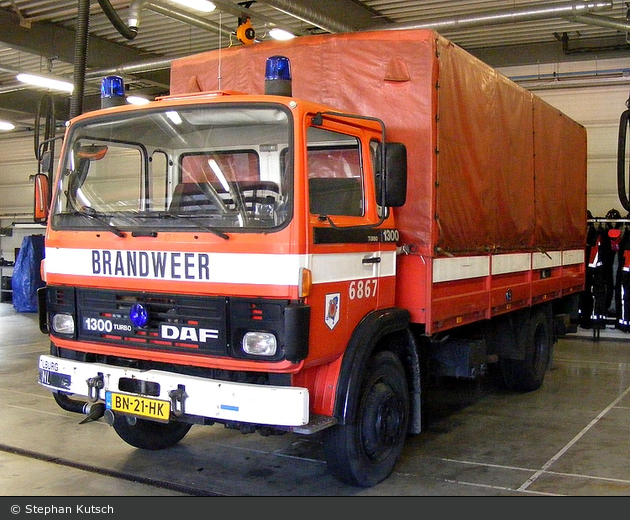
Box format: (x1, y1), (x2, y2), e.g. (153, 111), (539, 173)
(583, 216), (617, 329)
(618, 220), (630, 332)
(610, 226), (622, 321)
(581, 209), (630, 332)
(579, 218), (598, 328)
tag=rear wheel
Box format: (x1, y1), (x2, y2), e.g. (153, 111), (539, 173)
(323, 351), (409, 487)
(499, 309), (551, 392)
(111, 414), (192, 450)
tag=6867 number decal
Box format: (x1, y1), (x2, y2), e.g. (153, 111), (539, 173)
(349, 279), (377, 300)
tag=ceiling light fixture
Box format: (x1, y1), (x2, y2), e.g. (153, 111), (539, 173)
(269, 28), (295, 41)
(16, 73), (74, 93)
(170, 0), (216, 13)
(0, 121), (15, 131)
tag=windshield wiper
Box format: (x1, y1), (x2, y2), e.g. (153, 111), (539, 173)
(74, 207), (126, 237)
(161, 213), (229, 240)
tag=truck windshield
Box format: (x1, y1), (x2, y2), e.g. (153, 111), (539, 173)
(51, 104), (292, 234)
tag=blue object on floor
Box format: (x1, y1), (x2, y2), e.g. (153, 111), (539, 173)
(12, 234), (45, 313)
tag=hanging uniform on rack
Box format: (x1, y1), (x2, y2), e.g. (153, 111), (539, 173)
(608, 227), (622, 317)
(618, 221), (630, 332)
(579, 217), (598, 328)
(605, 209), (623, 318)
(588, 223), (613, 330)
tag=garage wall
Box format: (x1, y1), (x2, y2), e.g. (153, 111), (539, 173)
(0, 56), (628, 261)
(0, 134), (38, 217)
(536, 85), (627, 219)
(0, 134), (47, 263)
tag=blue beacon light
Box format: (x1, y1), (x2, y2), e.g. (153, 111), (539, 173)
(101, 75), (126, 108)
(264, 56), (292, 97)
(129, 303), (149, 328)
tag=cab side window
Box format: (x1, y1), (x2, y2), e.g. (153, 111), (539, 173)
(307, 127), (363, 217)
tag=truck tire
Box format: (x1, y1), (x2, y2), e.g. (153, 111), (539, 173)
(111, 414), (192, 450)
(322, 351), (409, 487)
(500, 309), (551, 393)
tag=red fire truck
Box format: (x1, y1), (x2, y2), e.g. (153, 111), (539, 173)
(36, 29), (586, 487)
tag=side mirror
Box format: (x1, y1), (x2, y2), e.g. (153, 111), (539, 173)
(40, 149), (53, 175)
(376, 142), (407, 208)
(33, 173), (50, 223)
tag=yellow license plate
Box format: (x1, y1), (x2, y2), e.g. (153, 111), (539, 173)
(106, 392), (170, 422)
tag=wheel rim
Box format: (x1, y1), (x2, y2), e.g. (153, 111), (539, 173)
(360, 381), (405, 462)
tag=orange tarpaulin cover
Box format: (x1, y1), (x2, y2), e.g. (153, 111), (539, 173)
(170, 29), (586, 256)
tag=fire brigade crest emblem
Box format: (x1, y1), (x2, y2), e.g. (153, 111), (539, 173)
(325, 293), (340, 330)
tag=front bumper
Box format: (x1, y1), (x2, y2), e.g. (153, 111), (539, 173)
(38, 355), (309, 427)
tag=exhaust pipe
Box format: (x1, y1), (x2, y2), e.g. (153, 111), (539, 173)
(53, 392), (106, 423)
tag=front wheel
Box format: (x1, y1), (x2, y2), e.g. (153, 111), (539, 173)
(111, 414), (192, 450)
(322, 351), (409, 487)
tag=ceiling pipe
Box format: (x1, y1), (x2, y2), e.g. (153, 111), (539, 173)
(84, 57), (173, 83)
(84, 57), (172, 93)
(69, 0), (90, 119)
(254, 0), (356, 33)
(254, 1), (615, 34)
(0, 65), (19, 75)
(380, 1), (614, 32)
(129, 0), (305, 40)
(146, 2), (231, 38)
(0, 84), (28, 95)
(567, 13), (630, 32)
(98, 0), (138, 40)
(128, 0), (234, 39)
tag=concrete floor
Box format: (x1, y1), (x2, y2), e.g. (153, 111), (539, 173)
(2, 301), (630, 496)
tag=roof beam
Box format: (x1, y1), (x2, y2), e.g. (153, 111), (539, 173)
(0, 9), (160, 69)
(0, 8), (171, 122)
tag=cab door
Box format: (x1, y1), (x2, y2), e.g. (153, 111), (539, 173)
(305, 119), (392, 361)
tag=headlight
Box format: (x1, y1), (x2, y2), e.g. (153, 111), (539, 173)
(242, 331), (277, 356)
(52, 313), (75, 335)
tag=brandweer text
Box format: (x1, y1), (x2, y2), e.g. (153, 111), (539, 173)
(92, 250), (210, 280)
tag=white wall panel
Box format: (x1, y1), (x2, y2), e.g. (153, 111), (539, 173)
(536, 86), (628, 218)
(586, 123), (621, 158)
(0, 135), (39, 216)
(535, 85), (628, 124)
(0, 134), (45, 262)
(501, 58), (629, 219)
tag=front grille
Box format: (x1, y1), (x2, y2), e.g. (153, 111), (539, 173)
(74, 288), (229, 355)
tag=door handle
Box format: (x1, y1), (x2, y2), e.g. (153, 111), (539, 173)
(362, 256), (381, 264)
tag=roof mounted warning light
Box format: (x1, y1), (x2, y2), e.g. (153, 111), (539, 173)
(101, 76), (126, 109)
(264, 56), (292, 97)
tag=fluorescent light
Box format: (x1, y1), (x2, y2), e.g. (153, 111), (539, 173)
(269, 28), (295, 41)
(0, 121), (15, 131)
(170, 0), (216, 12)
(126, 96), (150, 105)
(16, 73), (74, 93)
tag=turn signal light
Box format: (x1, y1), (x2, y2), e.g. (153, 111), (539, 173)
(299, 267), (312, 298)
